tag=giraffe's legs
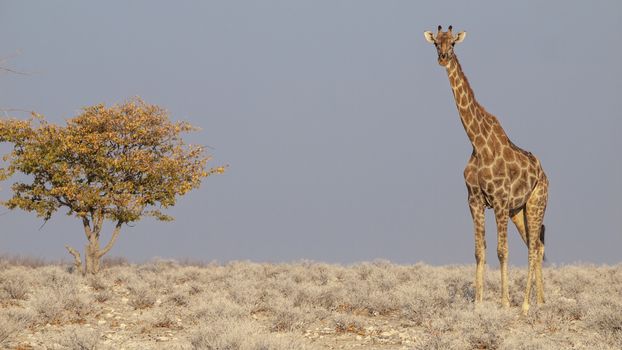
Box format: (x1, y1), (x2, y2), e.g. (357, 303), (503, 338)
(494, 205), (510, 308)
(469, 198), (486, 303)
(522, 179), (548, 314)
(534, 179), (548, 305)
(535, 224), (545, 304)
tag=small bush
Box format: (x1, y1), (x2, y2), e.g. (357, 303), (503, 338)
(94, 290), (112, 303)
(57, 326), (101, 350)
(30, 288), (92, 325)
(129, 290), (156, 310)
(152, 308), (178, 329)
(31, 292), (65, 325)
(191, 320), (307, 350)
(1, 274), (29, 301)
(192, 295), (248, 322)
(127, 282), (157, 310)
(333, 314), (366, 335)
(87, 276), (107, 292)
(270, 306), (309, 332)
(586, 300), (622, 346)
(0, 308), (34, 347)
(168, 292), (189, 307)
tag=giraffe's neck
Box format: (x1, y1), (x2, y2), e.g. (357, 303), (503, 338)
(445, 56), (497, 150)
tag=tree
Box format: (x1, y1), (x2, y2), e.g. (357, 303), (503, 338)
(0, 98), (225, 274)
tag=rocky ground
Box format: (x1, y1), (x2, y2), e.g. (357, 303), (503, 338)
(1, 259), (620, 349)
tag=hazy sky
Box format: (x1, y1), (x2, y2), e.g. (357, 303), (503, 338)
(0, 1), (620, 266)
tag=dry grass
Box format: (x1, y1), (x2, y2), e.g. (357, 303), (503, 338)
(0, 259), (620, 349)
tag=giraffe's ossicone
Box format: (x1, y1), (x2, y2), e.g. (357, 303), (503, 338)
(424, 25), (549, 314)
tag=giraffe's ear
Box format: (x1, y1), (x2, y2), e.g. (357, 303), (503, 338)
(424, 31), (435, 43)
(454, 31), (467, 44)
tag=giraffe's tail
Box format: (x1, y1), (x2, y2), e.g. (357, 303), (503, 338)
(540, 224), (547, 262)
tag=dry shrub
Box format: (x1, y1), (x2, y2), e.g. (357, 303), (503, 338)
(307, 285), (342, 310)
(446, 275), (475, 303)
(87, 276), (107, 292)
(419, 334), (469, 350)
(0, 271), (29, 301)
(140, 259), (180, 274)
(453, 303), (512, 350)
(0, 308), (34, 347)
(101, 256), (129, 268)
(176, 266), (203, 284)
(500, 332), (568, 350)
(168, 291), (190, 307)
(103, 265), (134, 286)
(585, 300), (622, 347)
(94, 290), (112, 303)
(269, 305), (313, 332)
(31, 292), (65, 325)
(0, 254), (51, 268)
(26, 268), (92, 325)
(333, 314), (366, 335)
(56, 326), (101, 350)
(128, 285), (156, 310)
(192, 295), (249, 322)
(152, 308), (179, 329)
(31, 289), (92, 325)
(188, 283), (204, 296)
(191, 319), (308, 350)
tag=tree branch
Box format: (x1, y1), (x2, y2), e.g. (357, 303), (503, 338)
(0, 66), (28, 75)
(82, 216), (92, 240)
(65, 245), (83, 274)
(91, 209), (104, 238)
(97, 221), (122, 258)
(0, 108), (36, 118)
(1, 51), (33, 75)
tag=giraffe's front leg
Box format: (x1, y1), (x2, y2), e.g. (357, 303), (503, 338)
(469, 197), (486, 303)
(494, 204), (510, 308)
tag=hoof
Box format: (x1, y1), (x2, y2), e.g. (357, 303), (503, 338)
(521, 303), (530, 315)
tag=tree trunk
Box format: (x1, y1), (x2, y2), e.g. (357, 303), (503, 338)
(85, 240), (101, 275)
(69, 216), (123, 275)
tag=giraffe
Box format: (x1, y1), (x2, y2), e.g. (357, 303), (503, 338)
(423, 25), (549, 314)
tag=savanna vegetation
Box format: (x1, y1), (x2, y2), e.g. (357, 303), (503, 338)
(0, 258), (620, 349)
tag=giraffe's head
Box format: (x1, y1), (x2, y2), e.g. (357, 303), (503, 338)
(424, 25), (467, 67)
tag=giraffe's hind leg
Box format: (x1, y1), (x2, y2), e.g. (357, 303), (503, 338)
(512, 207), (546, 304)
(510, 207), (528, 245)
(522, 179), (548, 314)
(534, 177), (548, 305)
(535, 224), (546, 304)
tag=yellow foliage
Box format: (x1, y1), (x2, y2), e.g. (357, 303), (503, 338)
(0, 97), (223, 224)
